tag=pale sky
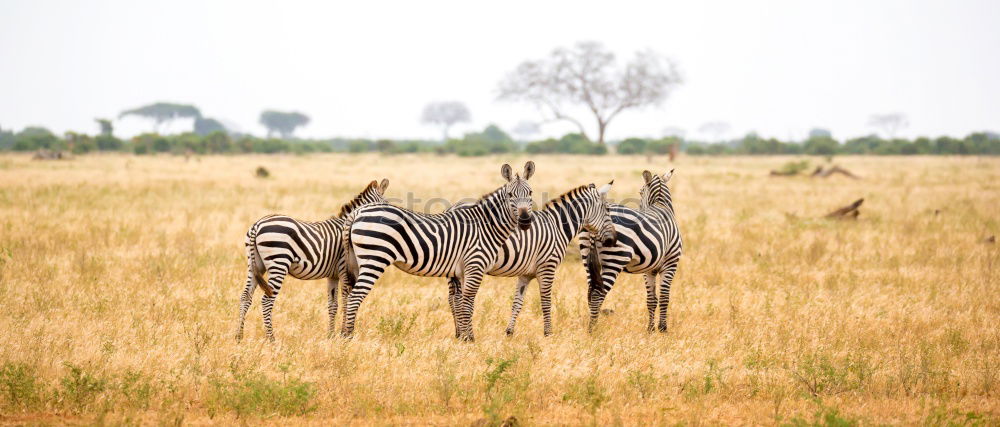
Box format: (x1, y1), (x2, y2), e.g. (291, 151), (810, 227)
(1, 0), (998, 141)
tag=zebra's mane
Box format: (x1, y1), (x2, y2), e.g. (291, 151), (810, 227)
(337, 181), (382, 219)
(541, 185), (591, 210)
(475, 186), (506, 205)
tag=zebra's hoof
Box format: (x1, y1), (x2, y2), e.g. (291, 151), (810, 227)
(505, 328), (514, 336)
(459, 334), (475, 342)
(658, 324), (668, 333)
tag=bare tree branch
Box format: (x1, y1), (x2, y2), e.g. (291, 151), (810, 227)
(497, 41), (681, 145)
(867, 113), (908, 139)
(421, 101), (471, 141)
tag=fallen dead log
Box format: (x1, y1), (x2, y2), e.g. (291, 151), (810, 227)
(812, 165), (861, 179)
(825, 198), (864, 219)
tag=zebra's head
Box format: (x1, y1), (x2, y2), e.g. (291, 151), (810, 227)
(500, 161), (535, 231)
(640, 169), (674, 209)
(585, 181), (617, 247)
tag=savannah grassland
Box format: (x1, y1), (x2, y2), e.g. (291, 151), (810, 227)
(0, 153), (997, 426)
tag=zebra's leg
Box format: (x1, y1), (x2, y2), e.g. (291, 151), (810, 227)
(457, 267), (486, 342)
(448, 277), (462, 338)
(341, 263), (387, 338)
(260, 265), (288, 343)
(326, 277), (339, 338)
(587, 260), (625, 333)
(235, 260), (257, 342)
(657, 261), (678, 333)
(643, 272), (657, 333)
(504, 276), (531, 336)
(537, 267), (557, 337)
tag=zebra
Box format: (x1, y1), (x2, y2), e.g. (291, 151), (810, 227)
(579, 169), (682, 333)
(341, 161), (536, 341)
(443, 181), (617, 337)
(236, 179), (390, 342)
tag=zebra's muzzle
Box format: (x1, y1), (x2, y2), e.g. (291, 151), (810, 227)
(517, 211), (532, 230)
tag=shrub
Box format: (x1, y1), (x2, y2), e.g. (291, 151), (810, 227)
(647, 137), (679, 155)
(0, 362), (45, 411)
(626, 367), (657, 399)
(784, 406), (859, 427)
(482, 356), (529, 425)
(445, 125), (519, 156)
(617, 138), (648, 154)
(58, 363), (109, 413)
(804, 136), (839, 156)
(526, 133), (605, 155)
(208, 372), (317, 418)
(95, 135), (123, 151)
(788, 352), (873, 397)
(562, 373), (609, 417)
(348, 140), (373, 153)
(776, 160), (811, 175)
(376, 312), (417, 338)
(13, 127), (63, 151)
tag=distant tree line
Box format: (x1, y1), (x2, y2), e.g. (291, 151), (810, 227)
(684, 131), (1000, 156)
(1, 124), (996, 156)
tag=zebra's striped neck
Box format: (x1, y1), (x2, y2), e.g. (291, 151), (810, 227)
(471, 187), (520, 243)
(538, 186), (591, 241)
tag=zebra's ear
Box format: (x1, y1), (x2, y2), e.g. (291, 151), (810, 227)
(642, 170), (654, 184)
(379, 178), (390, 195)
(501, 164), (513, 182)
(663, 169), (675, 183)
(522, 160), (535, 180)
(597, 180), (613, 197)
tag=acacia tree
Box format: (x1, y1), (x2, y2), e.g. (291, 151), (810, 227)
(94, 118), (113, 136)
(497, 41), (682, 145)
(259, 110), (310, 138)
(194, 117), (227, 136)
(868, 113), (908, 138)
(119, 102), (201, 133)
(421, 101), (471, 141)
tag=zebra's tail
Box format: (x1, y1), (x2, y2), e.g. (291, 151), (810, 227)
(585, 237), (603, 302)
(247, 222), (274, 297)
(340, 213), (359, 290)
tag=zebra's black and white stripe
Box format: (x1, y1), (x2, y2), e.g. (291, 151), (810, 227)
(579, 169), (682, 332)
(236, 179), (390, 342)
(444, 182), (616, 337)
(341, 162), (536, 341)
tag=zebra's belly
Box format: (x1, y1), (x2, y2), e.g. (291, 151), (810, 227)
(392, 260), (457, 278)
(488, 263), (535, 278)
(622, 247), (661, 274)
(289, 262), (333, 280)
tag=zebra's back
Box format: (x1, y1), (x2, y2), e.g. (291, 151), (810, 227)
(250, 214), (345, 280)
(607, 204), (682, 274)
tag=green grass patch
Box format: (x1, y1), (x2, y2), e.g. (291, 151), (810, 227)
(0, 362), (45, 411)
(208, 371), (317, 418)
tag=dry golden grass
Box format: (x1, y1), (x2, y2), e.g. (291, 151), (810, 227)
(0, 153), (998, 425)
